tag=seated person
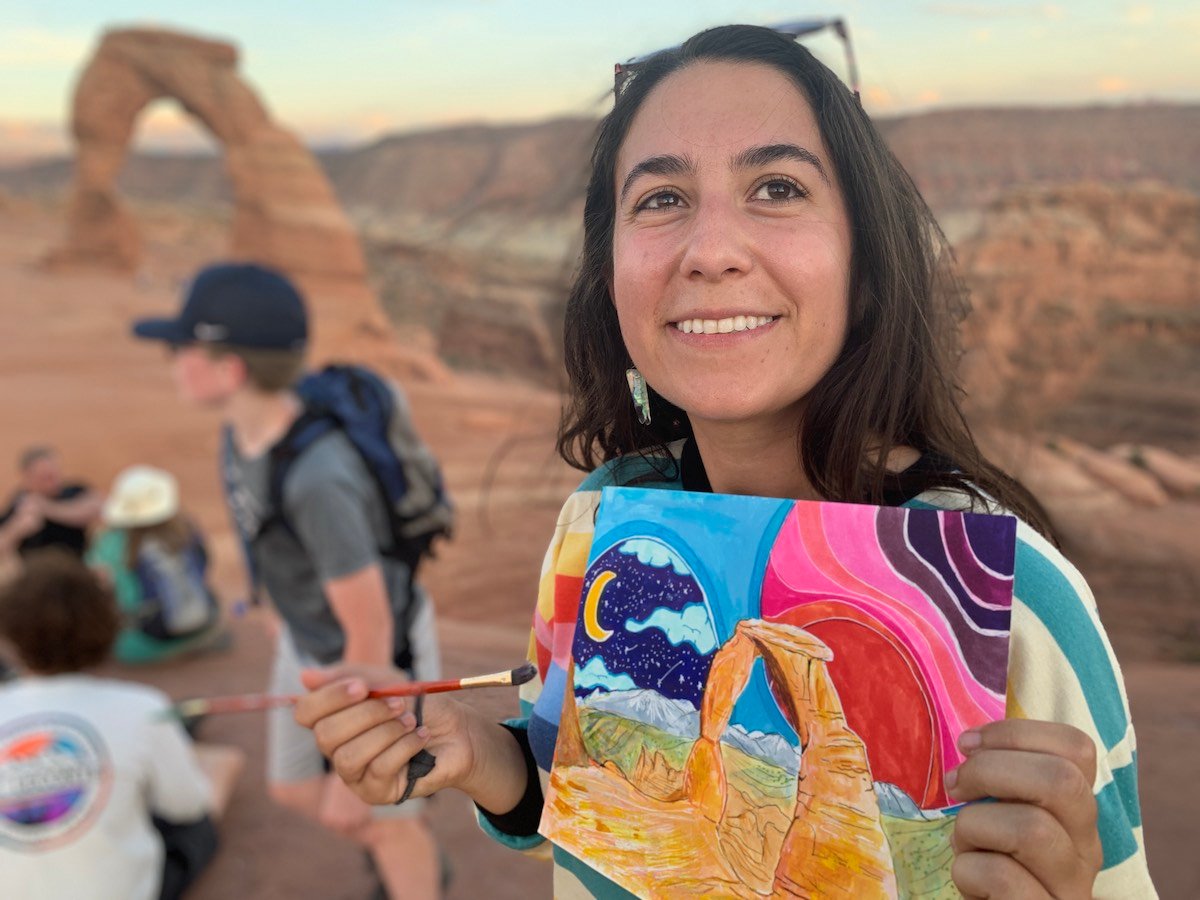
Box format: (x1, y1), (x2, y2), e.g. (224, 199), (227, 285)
(0, 551), (243, 900)
(0, 446), (102, 559)
(88, 466), (225, 665)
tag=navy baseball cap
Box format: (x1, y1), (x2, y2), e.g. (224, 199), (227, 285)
(132, 262), (308, 350)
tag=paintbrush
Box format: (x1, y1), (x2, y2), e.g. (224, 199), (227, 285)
(165, 662), (537, 719)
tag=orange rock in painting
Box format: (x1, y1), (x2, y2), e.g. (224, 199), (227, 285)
(690, 621), (897, 898)
(554, 659), (589, 769)
(545, 620), (899, 898)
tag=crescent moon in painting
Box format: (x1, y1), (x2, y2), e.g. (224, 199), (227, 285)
(583, 570), (616, 642)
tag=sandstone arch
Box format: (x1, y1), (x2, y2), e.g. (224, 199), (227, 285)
(684, 619), (897, 898)
(48, 28), (366, 280)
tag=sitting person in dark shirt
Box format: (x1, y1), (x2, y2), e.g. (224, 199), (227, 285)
(0, 446), (103, 559)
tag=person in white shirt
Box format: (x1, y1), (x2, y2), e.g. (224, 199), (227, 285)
(0, 550), (239, 900)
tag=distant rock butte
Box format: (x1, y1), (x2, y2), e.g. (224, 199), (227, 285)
(958, 182), (1200, 435)
(46, 28), (367, 282)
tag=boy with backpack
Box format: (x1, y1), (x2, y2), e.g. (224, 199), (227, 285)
(132, 262), (449, 899)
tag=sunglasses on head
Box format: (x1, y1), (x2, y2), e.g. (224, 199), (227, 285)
(613, 17), (861, 100)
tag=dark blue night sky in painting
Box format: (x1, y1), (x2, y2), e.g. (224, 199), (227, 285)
(572, 538), (716, 707)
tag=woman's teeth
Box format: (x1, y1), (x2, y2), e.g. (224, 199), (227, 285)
(673, 315), (775, 334)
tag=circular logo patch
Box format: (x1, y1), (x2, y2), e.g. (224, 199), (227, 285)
(0, 714), (111, 851)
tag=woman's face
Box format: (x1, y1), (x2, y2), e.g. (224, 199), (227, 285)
(611, 61), (853, 432)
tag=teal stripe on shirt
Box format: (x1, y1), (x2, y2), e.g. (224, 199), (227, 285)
(553, 846), (640, 899)
(1097, 763), (1141, 867)
(1012, 541), (1128, 750)
(1109, 755), (1142, 829)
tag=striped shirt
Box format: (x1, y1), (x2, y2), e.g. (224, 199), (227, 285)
(478, 442), (1156, 899)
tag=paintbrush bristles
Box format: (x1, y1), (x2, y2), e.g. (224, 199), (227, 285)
(510, 662), (537, 685)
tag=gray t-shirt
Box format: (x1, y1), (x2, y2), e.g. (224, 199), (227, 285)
(224, 429), (424, 666)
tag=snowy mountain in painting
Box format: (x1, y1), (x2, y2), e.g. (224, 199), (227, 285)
(584, 688), (700, 737)
(875, 781), (949, 820)
(582, 688), (800, 773)
(723, 725), (801, 775)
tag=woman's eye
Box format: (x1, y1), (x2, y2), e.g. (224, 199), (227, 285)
(637, 190), (683, 211)
(753, 179), (806, 202)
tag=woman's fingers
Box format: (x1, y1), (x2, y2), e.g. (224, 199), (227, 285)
(298, 666), (351, 692)
(358, 727), (435, 803)
(293, 677), (371, 728)
(324, 707), (421, 785)
(961, 720), (1098, 787)
(949, 748), (1099, 856)
(951, 720), (1099, 856)
(306, 694), (412, 757)
(948, 718), (1104, 897)
(952, 850), (1051, 900)
(953, 801), (1092, 898)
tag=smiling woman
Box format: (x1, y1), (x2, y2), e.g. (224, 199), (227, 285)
(294, 23), (1157, 900)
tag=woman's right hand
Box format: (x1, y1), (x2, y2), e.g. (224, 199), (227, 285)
(296, 666), (529, 812)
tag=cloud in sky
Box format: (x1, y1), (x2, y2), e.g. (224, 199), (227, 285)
(626, 603), (718, 655)
(576, 656), (637, 692)
(864, 85), (896, 110)
(618, 538), (691, 576)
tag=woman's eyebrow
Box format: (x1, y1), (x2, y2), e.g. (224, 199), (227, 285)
(619, 153), (696, 203)
(731, 143), (829, 184)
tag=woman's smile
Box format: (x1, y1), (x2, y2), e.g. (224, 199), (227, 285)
(670, 314), (779, 335)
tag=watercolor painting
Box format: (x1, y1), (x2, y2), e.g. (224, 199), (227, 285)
(540, 487), (1017, 898)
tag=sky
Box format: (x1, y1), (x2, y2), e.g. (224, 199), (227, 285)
(2, 0), (1197, 160)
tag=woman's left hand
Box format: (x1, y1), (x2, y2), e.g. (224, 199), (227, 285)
(947, 719), (1104, 899)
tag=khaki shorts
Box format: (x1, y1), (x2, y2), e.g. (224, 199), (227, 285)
(267, 598), (442, 817)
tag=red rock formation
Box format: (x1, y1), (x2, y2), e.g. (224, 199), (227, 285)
(1049, 435), (1170, 508)
(1109, 444), (1200, 497)
(957, 182), (1200, 432)
(47, 28), (366, 280)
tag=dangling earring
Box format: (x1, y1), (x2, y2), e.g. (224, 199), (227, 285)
(626, 367), (651, 426)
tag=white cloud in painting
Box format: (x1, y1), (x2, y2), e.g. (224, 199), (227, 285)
(618, 538), (691, 576)
(626, 603), (718, 654)
(575, 655), (637, 692)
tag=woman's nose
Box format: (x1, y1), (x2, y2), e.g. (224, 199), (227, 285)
(678, 201), (753, 281)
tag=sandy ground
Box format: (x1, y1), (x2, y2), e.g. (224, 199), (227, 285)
(2, 201), (1196, 898)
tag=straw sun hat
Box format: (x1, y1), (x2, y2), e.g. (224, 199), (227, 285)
(102, 466), (180, 528)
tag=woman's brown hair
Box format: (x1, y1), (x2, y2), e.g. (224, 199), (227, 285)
(556, 24), (1054, 538)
